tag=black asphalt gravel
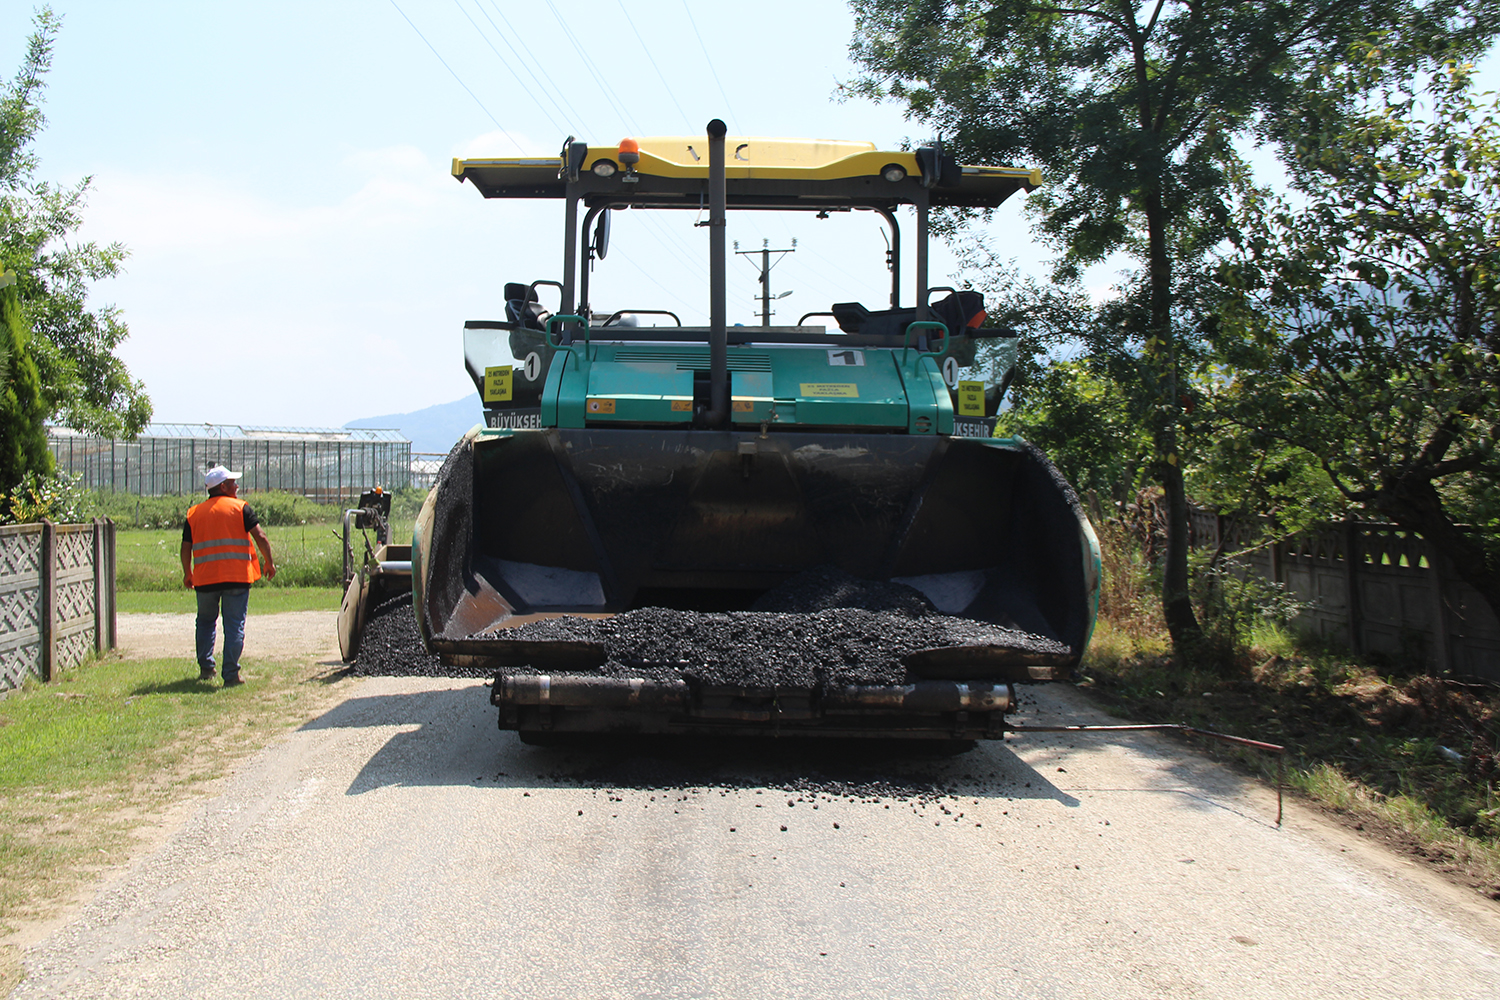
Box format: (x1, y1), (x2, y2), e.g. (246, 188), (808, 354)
(353, 593), (489, 678)
(490, 605), (1064, 687)
(355, 565), (1070, 684)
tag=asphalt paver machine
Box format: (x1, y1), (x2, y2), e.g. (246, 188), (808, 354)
(347, 122), (1102, 742)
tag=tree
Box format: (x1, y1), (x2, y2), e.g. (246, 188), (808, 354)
(0, 7), (150, 445)
(0, 263), (51, 496)
(847, 0), (1500, 658)
(1215, 57), (1500, 619)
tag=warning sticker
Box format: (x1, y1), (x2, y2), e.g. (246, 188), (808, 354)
(732, 399), (754, 412)
(484, 365), (514, 403)
(799, 383), (859, 398)
(670, 399), (692, 412)
(585, 398), (616, 414)
(957, 380), (985, 417)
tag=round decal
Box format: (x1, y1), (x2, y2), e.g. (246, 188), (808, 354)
(941, 356), (960, 388)
(523, 351), (543, 382)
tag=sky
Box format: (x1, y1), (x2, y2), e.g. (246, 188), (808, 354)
(0, 0), (1046, 428)
(4, 3), (1496, 429)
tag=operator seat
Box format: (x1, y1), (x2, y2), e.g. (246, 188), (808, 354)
(503, 282), (552, 332)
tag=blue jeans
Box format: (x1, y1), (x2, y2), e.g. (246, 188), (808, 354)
(196, 587), (250, 678)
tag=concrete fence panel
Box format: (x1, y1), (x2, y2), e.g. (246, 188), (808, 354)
(1189, 509), (1500, 680)
(0, 519), (117, 689)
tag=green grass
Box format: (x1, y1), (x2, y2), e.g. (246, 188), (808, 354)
(0, 650), (358, 946)
(0, 660), (248, 790)
(116, 587), (342, 614)
(115, 519), (417, 592)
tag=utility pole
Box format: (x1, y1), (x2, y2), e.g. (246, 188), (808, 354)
(734, 238), (796, 326)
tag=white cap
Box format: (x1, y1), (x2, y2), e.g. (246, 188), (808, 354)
(204, 465), (242, 489)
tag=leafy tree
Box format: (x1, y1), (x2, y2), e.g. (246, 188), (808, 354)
(0, 7), (149, 443)
(996, 358), (1152, 505)
(0, 263), (51, 497)
(847, 0), (1500, 658)
(1215, 57), (1500, 618)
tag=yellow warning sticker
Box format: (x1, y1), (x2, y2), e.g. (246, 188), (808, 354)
(585, 398), (616, 414)
(484, 365), (513, 403)
(670, 399), (692, 412)
(799, 383), (859, 398)
(732, 399), (754, 412)
(957, 380), (985, 417)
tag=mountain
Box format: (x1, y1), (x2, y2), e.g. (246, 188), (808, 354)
(345, 395), (483, 454)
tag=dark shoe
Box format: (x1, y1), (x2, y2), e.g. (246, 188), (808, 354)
(199, 668), (216, 681)
(222, 674), (244, 688)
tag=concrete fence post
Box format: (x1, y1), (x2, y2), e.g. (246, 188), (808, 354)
(1343, 520), (1363, 654)
(93, 518), (105, 653)
(40, 519), (56, 682)
(1427, 543), (1454, 675)
(106, 518), (117, 650)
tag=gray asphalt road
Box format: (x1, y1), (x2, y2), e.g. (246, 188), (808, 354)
(15, 679), (1500, 999)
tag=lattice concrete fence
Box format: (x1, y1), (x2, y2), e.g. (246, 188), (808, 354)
(1191, 510), (1500, 681)
(0, 520), (117, 690)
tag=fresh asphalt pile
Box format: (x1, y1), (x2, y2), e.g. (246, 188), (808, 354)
(491, 566), (1069, 687)
(353, 593), (489, 678)
(355, 566), (1071, 684)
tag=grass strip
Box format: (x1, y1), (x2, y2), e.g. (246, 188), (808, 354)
(0, 648), (359, 975)
(114, 521), (416, 591)
(116, 587), (343, 615)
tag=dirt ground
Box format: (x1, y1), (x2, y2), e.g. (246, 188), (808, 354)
(115, 611), (340, 663)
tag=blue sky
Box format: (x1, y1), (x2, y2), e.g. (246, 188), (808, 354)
(4, 3), (1495, 428)
(4, 0), (1042, 427)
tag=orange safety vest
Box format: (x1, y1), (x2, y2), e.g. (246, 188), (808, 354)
(186, 495), (261, 587)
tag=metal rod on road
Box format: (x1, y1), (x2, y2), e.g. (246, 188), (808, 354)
(1008, 723), (1287, 827)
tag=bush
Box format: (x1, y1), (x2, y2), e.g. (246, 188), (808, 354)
(238, 491), (344, 527)
(87, 492), (192, 529)
(1191, 554), (1308, 672)
(0, 471), (92, 525)
(88, 490), (345, 530)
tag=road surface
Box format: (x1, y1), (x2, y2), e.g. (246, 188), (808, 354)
(14, 676), (1500, 999)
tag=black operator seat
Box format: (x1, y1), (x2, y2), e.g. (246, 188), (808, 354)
(830, 301), (870, 333)
(503, 282), (552, 331)
(828, 292), (987, 340)
(931, 290), (987, 336)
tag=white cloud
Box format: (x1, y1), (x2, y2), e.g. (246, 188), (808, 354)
(73, 145), (559, 427)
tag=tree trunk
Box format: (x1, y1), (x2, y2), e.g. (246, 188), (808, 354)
(1159, 432), (1201, 656)
(1143, 189), (1203, 660)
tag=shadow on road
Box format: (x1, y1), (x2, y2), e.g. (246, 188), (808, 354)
(298, 685), (1080, 807)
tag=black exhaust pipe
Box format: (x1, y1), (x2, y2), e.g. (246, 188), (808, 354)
(704, 118), (729, 428)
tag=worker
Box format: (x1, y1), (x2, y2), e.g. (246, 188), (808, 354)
(180, 465), (276, 686)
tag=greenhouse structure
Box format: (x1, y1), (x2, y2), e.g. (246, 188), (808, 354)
(47, 423), (411, 502)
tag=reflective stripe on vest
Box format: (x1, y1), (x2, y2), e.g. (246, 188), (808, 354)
(186, 496), (261, 586)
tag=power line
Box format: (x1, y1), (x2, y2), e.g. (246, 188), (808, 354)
(387, 0), (524, 153)
(450, 0), (567, 136)
(544, 0), (642, 133)
(615, 0), (693, 132)
(477, 0), (595, 134)
(680, 0), (741, 134)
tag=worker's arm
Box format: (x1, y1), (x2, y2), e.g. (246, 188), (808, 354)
(250, 524), (277, 579)
(180, 539), (193, 589)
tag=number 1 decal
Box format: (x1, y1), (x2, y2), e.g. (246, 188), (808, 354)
(827, 349), (865, 366)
